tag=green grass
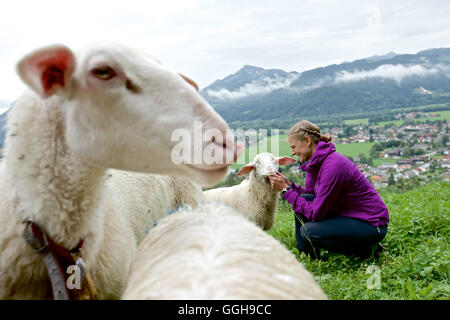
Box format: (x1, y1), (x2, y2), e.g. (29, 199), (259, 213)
(376, 110), (450, 127)
(372, 158), (399, 167)
(419, 110), (450, 122)
(344, 118), (369, 125)
(346, 109), (450, 127)
(335, 142), (375, 159)
(268, 182), (450, 299)
(377, 119), (404, 127)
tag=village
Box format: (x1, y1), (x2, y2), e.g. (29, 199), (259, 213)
(319, 111), (450, 188)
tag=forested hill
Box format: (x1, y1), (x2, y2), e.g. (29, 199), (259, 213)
(201, 48), (450, 128)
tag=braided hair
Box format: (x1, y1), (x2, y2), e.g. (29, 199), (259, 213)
(288, 120), (332, 144)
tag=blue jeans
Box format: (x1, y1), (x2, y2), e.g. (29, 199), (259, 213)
(294, 194), (388, 259)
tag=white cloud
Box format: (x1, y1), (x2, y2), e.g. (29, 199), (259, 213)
(206, 74), (299, 100)
(334, 64), (444, 84)
(0, 0), (450, 102)
(295, 79), (329, 92)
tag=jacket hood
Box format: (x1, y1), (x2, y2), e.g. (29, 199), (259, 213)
(299, 141), (336, 172)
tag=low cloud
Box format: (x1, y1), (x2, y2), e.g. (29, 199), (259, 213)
(295, 78), (329, 92)
(335, 64), (445, 84)
(206, 74), (299, 100)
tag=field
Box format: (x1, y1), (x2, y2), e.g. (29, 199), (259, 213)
(268, 181), (450, 299)
(334, 142), (375, 158)
(344, 118), (369, 125)
(372, 158), (398, 167)
(344, 109), (450, 127)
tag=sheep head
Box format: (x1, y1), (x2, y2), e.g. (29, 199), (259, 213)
(16, 42), (242, 186)
(236, 153), (296, 177)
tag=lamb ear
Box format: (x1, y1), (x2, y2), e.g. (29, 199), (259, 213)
(17, 44), (76, 99)
(236, 162), (255, 176)
(274, 156), (297, 165)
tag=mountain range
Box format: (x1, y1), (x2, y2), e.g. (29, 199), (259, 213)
(200, 48), (450, 128)
(1, 48), (450, 151)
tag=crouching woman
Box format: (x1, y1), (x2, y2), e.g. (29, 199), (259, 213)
(269, 120), (389, 259)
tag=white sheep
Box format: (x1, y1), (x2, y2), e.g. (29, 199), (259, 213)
(121, 202), (327, 300)
(0, 42), (239, 299)
(203, 153), (296, 230)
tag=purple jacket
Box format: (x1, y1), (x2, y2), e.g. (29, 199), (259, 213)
(282, 141), (389, 227)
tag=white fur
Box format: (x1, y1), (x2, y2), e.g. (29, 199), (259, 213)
(0, 42), (235, 299)
(121, 203), (327, 300)
(203, 153), (294, 230)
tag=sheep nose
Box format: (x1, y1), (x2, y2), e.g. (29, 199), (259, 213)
(209, 136), (243, 164)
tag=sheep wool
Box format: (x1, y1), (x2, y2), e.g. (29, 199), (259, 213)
(122, 203), (327, 300)
(204, 171), (279, 230)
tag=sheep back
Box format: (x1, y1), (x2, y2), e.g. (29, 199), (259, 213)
(121, 203), (327, 300)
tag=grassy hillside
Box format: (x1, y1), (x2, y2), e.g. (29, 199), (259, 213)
(269, 182), (450, 299)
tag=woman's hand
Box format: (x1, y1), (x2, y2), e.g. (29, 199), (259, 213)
(268, 171), (290, 192)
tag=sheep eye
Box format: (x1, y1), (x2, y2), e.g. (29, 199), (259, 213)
(92, 66), (116, 80)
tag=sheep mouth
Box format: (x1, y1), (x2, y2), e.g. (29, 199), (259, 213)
(259, 172), (277, 177)
(184, 142), (244, 177)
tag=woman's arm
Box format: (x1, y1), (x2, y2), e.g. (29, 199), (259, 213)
(284, 170), (314, 194)
(269, 171), (311, 194)
(289, 181), (307, 193)
(283, 165), (344, 221)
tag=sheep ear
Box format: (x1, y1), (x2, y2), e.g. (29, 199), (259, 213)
(274, 156), (297, 165)
(17, 44), (76, 99)
(179, 73), (199, 91)
(236, 162), (255, 176)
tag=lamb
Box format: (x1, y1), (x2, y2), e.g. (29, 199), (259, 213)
(203, 153), (296, 230)
(121, 202), (327, 300)
(0, 42), (240, 299)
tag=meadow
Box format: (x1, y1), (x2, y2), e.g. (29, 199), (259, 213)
(343, 109), (450, 127)
(268, 181), (449, 299)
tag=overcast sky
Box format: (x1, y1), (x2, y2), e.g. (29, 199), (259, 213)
(1, 0), (450, 113)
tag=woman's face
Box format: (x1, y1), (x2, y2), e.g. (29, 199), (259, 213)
(288, 135), (315, 163)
